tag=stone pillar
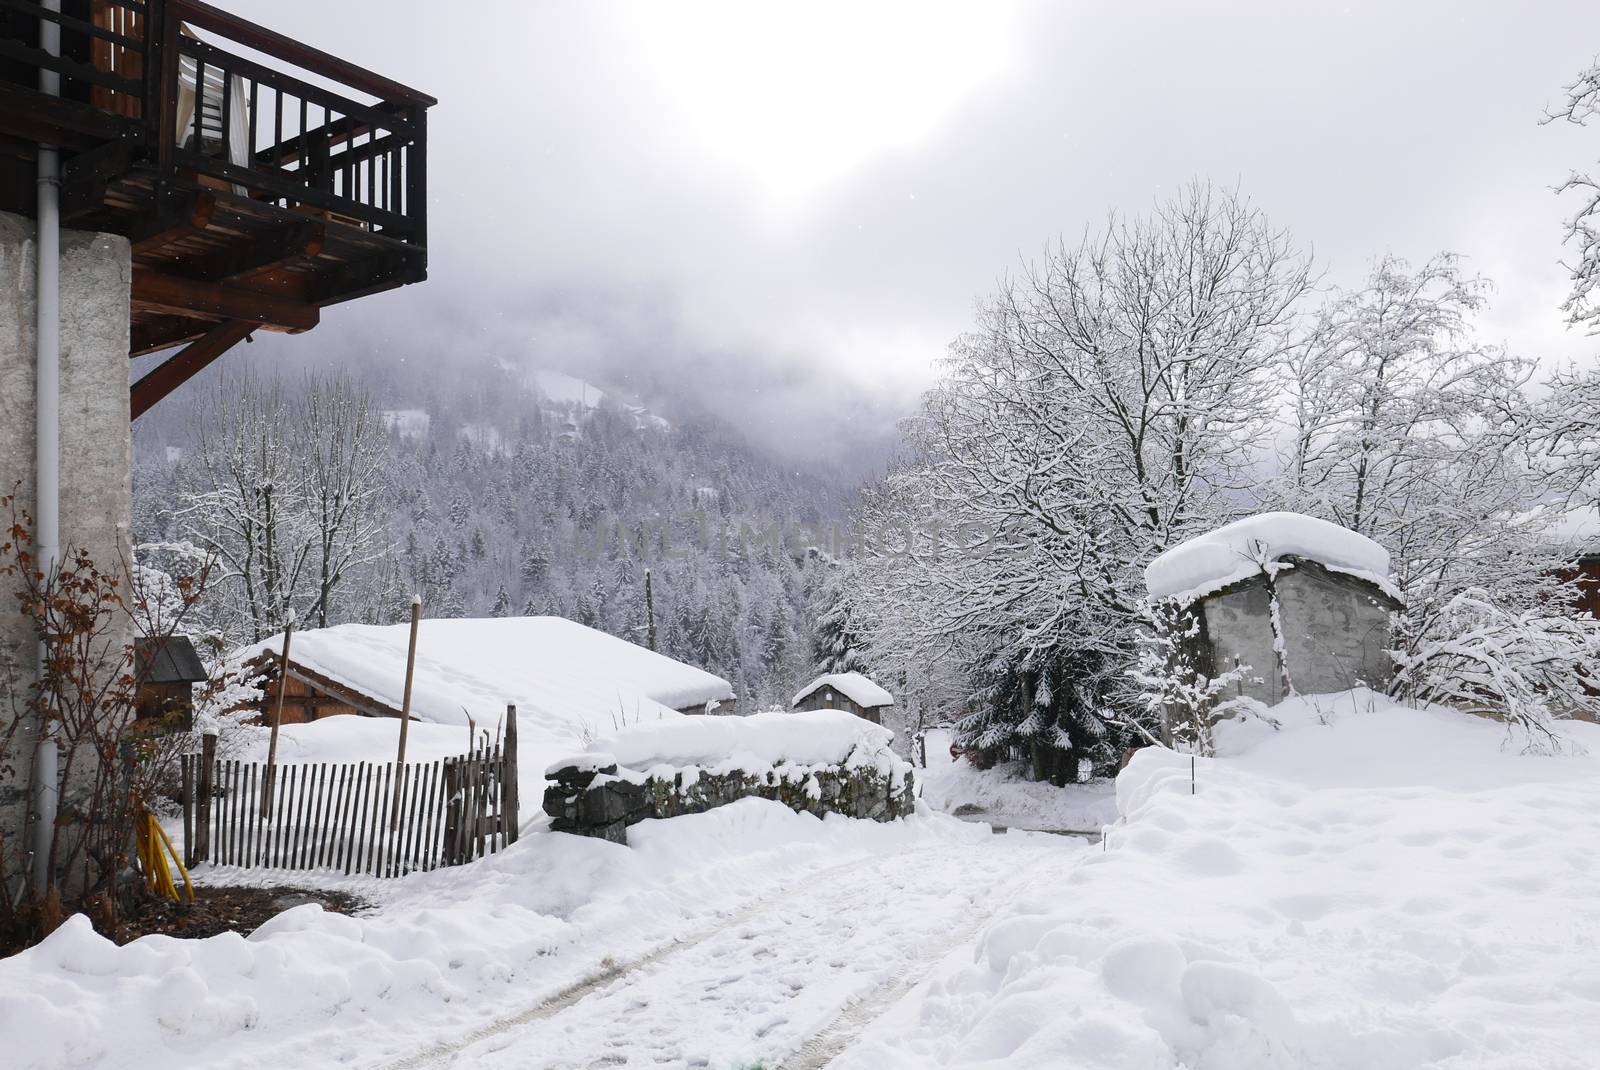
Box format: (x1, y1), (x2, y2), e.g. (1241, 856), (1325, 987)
(0, 208), (132, 901)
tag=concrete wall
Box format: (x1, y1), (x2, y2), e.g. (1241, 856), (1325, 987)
(1199, 558), (1396, 707)
(1201, 581), (1281, 704)
(0, 208), (132, 896)
(1275, 563), (1396, 696)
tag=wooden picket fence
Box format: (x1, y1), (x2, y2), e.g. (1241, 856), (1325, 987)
(178, 709), (520, 877)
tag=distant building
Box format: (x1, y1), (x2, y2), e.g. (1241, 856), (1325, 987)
(133, 636), (209, 732)
(1144, 512), (1402, 710)
(792, 672), (895, 725)
(234, 616), (735, 729)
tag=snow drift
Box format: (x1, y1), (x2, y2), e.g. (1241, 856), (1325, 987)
(839, 691), (1600, 1069)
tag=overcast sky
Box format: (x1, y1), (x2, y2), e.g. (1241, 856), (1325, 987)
(229, 0), (1600, 466)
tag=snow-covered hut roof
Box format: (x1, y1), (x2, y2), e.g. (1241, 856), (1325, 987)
(234, 617), (735, 743)
(792, 672), (894, 710)
(1143, 512), (1394, 604)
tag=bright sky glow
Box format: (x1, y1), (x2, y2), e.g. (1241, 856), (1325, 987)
(610, 2), (1018, 215)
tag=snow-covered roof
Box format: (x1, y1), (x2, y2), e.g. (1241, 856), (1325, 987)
(234, 617), (735, 744)
(1143, 512), (1394, 603)
(792, 672), (894, 709)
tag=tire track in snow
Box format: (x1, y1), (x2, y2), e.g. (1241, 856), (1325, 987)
(374, 853), (880, 1070)
(404, 834), (1084, 1069)
(777, 830), (1082, 1070)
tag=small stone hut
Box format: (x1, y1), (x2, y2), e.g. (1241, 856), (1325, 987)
(792, 672), (894, 725)
(1144, 512), (1402, 708)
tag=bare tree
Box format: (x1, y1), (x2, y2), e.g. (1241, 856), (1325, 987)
(177, 373), (396, 644)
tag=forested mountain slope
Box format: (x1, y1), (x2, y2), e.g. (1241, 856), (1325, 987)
(132, 352), (861, 712)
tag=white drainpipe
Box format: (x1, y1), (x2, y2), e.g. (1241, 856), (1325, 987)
(29, 0), (62, 898)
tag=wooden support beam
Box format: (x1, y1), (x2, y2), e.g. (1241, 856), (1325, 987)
(310, 250), (425, 306)
(130, 191), (216, 254)
(171, 220), (325, 282)
(131, 320), (257, 419)
(60, 137), (142, 222)
(133, 269), (320, 331)
(131, 314), (214, 357)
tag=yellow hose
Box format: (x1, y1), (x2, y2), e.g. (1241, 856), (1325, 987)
(136, 811), (194, 903)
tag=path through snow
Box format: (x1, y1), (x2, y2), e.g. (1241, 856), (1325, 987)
(400, 832), (1086, 1070)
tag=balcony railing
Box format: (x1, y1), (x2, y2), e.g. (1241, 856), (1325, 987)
(0, 0), (432, 247)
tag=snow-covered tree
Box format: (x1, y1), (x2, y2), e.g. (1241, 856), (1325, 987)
(1393, 587), (1600, 752)
(852, 182), (1312, 769)
(176, 373), (396, 644)
(1545, 59), (1600, 334)
(809, 563), (865, 674)
(1263, 254), (1594, 736)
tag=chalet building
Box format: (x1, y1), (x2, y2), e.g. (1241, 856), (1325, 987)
(0, 0), (432, 898)
(792, 672), (895, 725)
(235, 616), (736, 732)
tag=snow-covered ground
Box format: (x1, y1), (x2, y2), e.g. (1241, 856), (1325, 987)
(920, 757), (1119, 833)
(3, 795), (1077, 1070)
(10, 691), (1600, 1069)
(839, 691), (1600, 1069)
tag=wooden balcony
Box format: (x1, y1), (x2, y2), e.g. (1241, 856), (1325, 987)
(0, 0), (434, 416)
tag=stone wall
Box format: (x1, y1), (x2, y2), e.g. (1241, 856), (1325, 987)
(1199, 556), (1398, 707)
(544, 761), (917, 844)
(0, 209), (133, 897)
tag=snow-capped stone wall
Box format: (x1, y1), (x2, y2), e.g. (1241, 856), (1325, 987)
(542, 709), (917, 842)
(542, 762), (915, 843)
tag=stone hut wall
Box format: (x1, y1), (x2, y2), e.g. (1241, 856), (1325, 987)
(544, 761), (916, 844)
(1198, 556), (1398, 707)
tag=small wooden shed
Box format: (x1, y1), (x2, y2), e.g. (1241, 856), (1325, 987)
(792, 672), (894, 725)
(133, 635), (209, 731)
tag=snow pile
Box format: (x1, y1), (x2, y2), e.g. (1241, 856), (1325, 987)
(793, 671), (894, 709)
(0, 801), (986, 1070)
(1144, 511), (1394, 603)
(557, 708), (909, 781)
(231, 616), (734, 744)
(839, 691), (1600, 1069)
(920, 758), (1118, 832)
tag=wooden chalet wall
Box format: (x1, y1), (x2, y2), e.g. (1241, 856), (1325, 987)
(248, 654), (403, 725)
(793, 689), (885, 725)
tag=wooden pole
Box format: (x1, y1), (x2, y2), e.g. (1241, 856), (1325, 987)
(196, 732), (216, 862)
(391, 595), (421, 830)
(262, 609), (294, 819)
(501, 705), (519, 845)
(644, 569), (657, 651)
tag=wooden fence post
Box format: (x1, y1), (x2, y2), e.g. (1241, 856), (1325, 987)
(181, 753), (195, 867)
(195, 732), (216, 863)
(442, 759), (461, 867)
(502, 705), (519, 846)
